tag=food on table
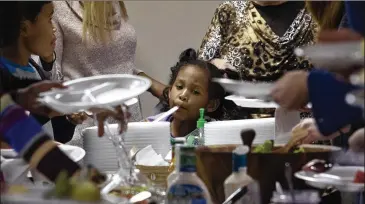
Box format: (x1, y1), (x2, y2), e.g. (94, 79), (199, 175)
(252, 140), (306, 154)
(353, 170), (365, 183)
(108, 186), (148, 199)
(70, 181), (101, 202)
(252, 140), (273, 153)
(47, 166), (106, 202)
(302, 159), (333, 173)
(293, 147), (305, 153)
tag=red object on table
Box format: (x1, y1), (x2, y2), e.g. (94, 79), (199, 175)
(353, 170), (365, 183)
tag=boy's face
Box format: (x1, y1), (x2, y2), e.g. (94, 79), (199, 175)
(21, 3), (56, 58)
(169, 65), (210, 121)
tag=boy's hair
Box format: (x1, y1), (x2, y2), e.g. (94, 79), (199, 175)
(164, 48), (226, 119)
(0, 1), (51, 48)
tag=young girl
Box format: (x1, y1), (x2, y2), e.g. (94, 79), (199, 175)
(0, 2), (81, 143)
(147, 49), (227, 137)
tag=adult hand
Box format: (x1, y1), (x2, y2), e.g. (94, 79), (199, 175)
(15, 81), (66, 117)
(89, 106), (131, 137)
(271, 71), (309, 110)
(348, 128), (364, 152)
(66, 112), (89, 125)
(293, 118), (351, 144)
(210, 58), (236, 71)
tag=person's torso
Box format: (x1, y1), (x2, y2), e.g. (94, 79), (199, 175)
(53, 1), (138, 80)
(204, 1), (317, 82)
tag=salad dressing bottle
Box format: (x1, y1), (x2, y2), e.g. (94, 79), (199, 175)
(224, 145), (260, 204)
(167, 145), (212, 204)
(167, 145), (181, 186)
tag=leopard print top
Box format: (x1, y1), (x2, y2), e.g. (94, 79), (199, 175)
(198, 1), (318, 82)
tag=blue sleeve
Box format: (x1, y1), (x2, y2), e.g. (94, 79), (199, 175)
(307, 70), (363, 136)
(345, 1), (365, 36)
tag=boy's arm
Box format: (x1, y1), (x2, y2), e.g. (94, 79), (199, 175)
(0, 92), (80, 181)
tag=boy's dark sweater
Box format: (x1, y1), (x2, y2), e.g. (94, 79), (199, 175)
(0, 58), (75, 144)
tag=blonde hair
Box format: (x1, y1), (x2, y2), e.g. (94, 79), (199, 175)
(305, 1), (344, 30)
(82, 1), (128, 44)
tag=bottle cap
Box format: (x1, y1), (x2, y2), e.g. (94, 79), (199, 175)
(197, 108), (206, 128)
(232, 145), (249, 172)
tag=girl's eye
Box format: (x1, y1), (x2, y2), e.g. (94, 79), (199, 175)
(176, 85), (183, 90)
(193, 90), (200, 95)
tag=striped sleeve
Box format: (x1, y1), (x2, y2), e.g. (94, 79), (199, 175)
(0, 92), (80, 181)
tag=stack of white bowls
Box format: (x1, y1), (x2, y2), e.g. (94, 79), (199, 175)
(82, 122), (171, 172)
(204, 118), (275, 145)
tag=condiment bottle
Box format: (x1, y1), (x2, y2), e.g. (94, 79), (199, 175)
(167, 145), (212, 204)
(186, 108), (206, 146)
(224, 145), (260, 204)
(168, 138), (185, 172)
(167, 145), (181, 186)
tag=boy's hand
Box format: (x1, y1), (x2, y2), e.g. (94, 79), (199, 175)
(15, 81), (66, 118)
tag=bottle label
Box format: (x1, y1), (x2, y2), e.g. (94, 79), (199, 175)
(180, 149), (196, 172)
(242, 182), (260, 204)
(168, 184), (207, 204)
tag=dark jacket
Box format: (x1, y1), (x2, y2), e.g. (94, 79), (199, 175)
(0, 57), (75, 143)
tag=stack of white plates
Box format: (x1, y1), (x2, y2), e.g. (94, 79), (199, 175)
(204, 118), (275, 145)
(82, 122), (170, 172)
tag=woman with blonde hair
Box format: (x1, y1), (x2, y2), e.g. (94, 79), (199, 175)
(305, 1), (346, 30)
(52, 1), (165, 148)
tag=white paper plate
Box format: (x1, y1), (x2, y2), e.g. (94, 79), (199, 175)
(40, 74), (151, 114)
(213, 78), (273, 99)
(225, 95), (278, 108)
(295, 41), (364, 71)
(295, 166), (364, 192)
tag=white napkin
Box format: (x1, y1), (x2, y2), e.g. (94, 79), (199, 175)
(135, 145), (169, 166)
(274, 107), (301, 145)
(1, 156), (32, 185)
(164, 150), (172, 162)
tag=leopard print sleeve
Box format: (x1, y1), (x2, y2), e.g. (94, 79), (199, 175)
(198, 2), (234, 61)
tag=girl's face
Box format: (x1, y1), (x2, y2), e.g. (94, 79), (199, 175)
(21, 3), (56, 58)
(169, 65), (210, 121)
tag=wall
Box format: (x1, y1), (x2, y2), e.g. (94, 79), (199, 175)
(125, 1), (221, 118)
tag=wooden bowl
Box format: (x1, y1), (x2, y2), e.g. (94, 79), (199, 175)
(195, 144), (342, 204)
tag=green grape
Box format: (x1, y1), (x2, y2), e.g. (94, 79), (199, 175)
(293, 147), (305, 153)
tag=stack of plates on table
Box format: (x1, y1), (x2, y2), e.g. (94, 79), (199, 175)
(82, 122), (171, 172)
(204, 118), (275, 145)
(225, 95), (278, 108)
